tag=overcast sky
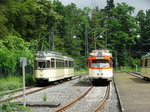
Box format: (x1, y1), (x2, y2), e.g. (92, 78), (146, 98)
(59, 0), (150, 15)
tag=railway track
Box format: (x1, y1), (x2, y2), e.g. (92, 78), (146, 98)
(53, 84), (110, 112)
(128, 72), (150, 81)
(92, 84), (110, 112)
(128, 72), (144, 79)
(0, 75), (84, 104)
(0, 85), (54, 104)
(1, 86), (35, 96)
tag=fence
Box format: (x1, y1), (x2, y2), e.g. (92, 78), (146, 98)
(0, 66), (33, 78)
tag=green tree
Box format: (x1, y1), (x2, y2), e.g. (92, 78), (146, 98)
(0, 1), (8, 38)
(107, 3), (139, 66)
(0, 35), (33, 75)
(136, 10), (150, 55)
(105, 0), (115, 11)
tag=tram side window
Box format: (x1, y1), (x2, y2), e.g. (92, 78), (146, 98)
(72, 61), (74, 67)
(141, 59), (144, 67)
(69, 61), (71, 68)
(47, 60), (50, 68)
(56, 59), (61, 68)
(65, 60), (68, 68)
(34, 60), (37, 68)
(145, 59), (148, 67)
(51, 58), (55, 68)
(61, 60), (64, 67)
(37, 61), (45, 68)
(56, 59), (59, 68)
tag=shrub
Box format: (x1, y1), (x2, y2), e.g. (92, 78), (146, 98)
(0, 76), (22, 91)
(25, 74), (35, 86)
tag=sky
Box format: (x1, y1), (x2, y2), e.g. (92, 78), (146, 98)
(59, 0), (150, 15)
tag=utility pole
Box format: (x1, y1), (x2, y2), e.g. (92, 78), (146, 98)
(48, 31), (54, 51)
(94, 30), (96, 50)
(49, 32), (51, 51)
(93, 28), (109, 50)
(85, 25), (88, 67)
(105, 30), (108, 48)
(51, 32), (54, 51)
(115, 51), (118, 70)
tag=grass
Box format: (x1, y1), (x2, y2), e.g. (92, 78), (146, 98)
(0, 74), (35, 112)
(114, 66), (141, 72)
(75, 69), (89, 75)
(0, 103), (32, 112)
(76, 80), (87, 84)
(0, 74), (35, 92)
(43, 94), (48, 102)
(0, 76), (22, 92)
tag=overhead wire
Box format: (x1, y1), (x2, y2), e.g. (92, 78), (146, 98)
(91, 0), (95, 9)
(93, 0), (97, 8)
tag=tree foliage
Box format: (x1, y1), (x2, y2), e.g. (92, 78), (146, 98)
(0, 36), (33, 75)
(0, 0), (149, 74)
(136, 10), (150, 54)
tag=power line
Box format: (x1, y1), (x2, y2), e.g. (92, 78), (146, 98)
(91, 0), (95, 9)
(93, 0), (97, 8)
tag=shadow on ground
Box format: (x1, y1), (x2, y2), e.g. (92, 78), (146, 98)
(129, 78), (150, 84)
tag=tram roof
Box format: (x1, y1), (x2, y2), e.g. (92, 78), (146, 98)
(36, 51), (62, 57)
(35, 51), (73, 60)
(63, 56), (74, 60)
(141, 53), (150, 58)
(90, 49), (112, 57)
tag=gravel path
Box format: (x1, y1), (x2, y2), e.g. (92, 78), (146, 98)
(13, 75), (91, 112)
(65, 86), (107, 112)
(101, 82), (121, 112)
(9, 76), (121, 112)
(1, 87), (42, 101)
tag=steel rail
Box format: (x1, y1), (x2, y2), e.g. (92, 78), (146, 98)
(1, 86), (35, 96)
(128, 72), (144, 79)
(92, 84), (110, 112)
(0, 85), (54, 104)
(53, 86), (94, 112)
(0, 74), (86, 104)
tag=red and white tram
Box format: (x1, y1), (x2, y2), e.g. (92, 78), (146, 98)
(88, 50), (113, 83)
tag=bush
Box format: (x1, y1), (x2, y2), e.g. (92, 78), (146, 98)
(114, 66), (141, 72)
(0, 35), (34, 75)
(0, 74), (35, 92)
(75, 69), (88, 75)
(0, 76), (22, 91)
(25, 74), (35, 86)
(0, 103), (32, 112)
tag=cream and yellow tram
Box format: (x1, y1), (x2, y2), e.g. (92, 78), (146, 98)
(34, 51), (74, 84)
(64, 56), (74, 79)
(141, 53), (150, 80)
(88, 50), (113, 83)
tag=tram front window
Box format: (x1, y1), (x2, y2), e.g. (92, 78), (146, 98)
(37, 61), (46, 68)
(91, 60), (109, 68)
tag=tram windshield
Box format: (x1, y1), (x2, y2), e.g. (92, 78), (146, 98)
(37, 61), (46, 68)
(91, 59), (109, 68)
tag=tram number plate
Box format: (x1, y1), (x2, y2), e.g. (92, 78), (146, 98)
(98, 69), (102, 73)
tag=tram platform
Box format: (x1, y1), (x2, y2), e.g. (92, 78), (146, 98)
(114, 72), (150, 112)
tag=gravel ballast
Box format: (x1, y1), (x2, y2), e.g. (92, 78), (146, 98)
(101, 82), (121, 112)
(13, 76), (91, 112)
(10, 76), (121, 112)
